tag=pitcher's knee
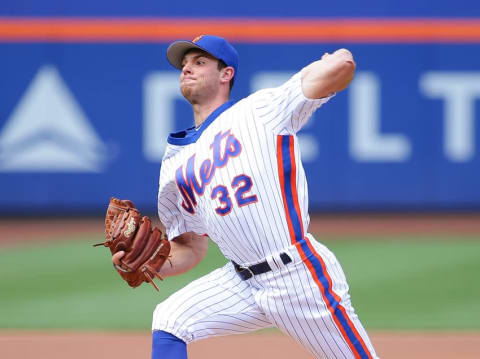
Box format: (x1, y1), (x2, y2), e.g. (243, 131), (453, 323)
(152, 302), (193, 343)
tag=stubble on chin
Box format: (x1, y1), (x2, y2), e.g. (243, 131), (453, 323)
(182, 84), (206, 105)
(181, 84), (195, 103)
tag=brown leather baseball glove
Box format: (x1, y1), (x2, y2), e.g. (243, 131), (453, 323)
(94, 197), (171, 291)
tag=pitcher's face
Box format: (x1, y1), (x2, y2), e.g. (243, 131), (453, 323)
(180, 50), (222, 104)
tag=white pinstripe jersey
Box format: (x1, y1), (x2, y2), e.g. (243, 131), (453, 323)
(157, 71), (333, 265)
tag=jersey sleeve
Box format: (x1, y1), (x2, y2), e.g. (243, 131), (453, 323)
(251, 70), (335, 134)
(157, 149), (207, 240)
(157, 152), (190, 240)
(157, 190), (186, 240)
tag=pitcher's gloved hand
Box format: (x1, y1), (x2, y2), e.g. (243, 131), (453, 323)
(94, 197), (171, 291)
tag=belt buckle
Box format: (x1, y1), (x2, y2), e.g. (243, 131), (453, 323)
(238, 266), (254, 279)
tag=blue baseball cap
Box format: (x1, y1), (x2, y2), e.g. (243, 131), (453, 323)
(166, 35), (238, 76)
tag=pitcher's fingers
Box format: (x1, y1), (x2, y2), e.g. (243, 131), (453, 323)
(112, 251), (125, 265)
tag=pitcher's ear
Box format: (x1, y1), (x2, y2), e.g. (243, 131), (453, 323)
(221, 66), (235, 82)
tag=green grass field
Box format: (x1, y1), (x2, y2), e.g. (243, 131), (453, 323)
(1, 234), (479, 331)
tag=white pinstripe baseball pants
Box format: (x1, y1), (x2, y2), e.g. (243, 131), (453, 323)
(152, 236), (379, 359)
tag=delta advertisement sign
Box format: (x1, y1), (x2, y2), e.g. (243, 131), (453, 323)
(0, 20), (479, 212)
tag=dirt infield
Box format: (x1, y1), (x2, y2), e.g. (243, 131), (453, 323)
(1, 330), (479, 359)
(1, 213), (479, 246)
(307, 213), (480, 237)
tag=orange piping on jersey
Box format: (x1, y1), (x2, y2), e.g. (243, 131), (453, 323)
(276, 135), (373, 358)
(287, 137), (306, 238)
(276, 136), (297, 245)
(0, 17), (479, 43)
(301, 236), (374, 358)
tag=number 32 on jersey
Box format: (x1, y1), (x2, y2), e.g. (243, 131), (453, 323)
(211, 174), (258, 215)
(175, 130), (258, 216)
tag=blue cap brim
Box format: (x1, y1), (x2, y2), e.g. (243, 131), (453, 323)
(167, 41), (211, 70)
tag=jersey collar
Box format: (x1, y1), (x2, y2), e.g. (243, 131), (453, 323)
(167, 100), (235, 145)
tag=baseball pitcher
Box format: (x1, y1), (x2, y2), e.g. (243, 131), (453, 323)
(97, 35), (379, 359)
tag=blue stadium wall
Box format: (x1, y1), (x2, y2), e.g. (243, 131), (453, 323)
(0, 1), (479, 214)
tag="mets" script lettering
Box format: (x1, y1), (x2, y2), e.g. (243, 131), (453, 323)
(175, 130), (241, 214)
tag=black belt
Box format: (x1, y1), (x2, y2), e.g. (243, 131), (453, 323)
(232, 252), (292, 280)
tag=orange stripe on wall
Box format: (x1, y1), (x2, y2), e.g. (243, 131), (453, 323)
(0, 17), (479, 43)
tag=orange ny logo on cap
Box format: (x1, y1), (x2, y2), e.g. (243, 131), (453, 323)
(192, 35), (204, 43)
